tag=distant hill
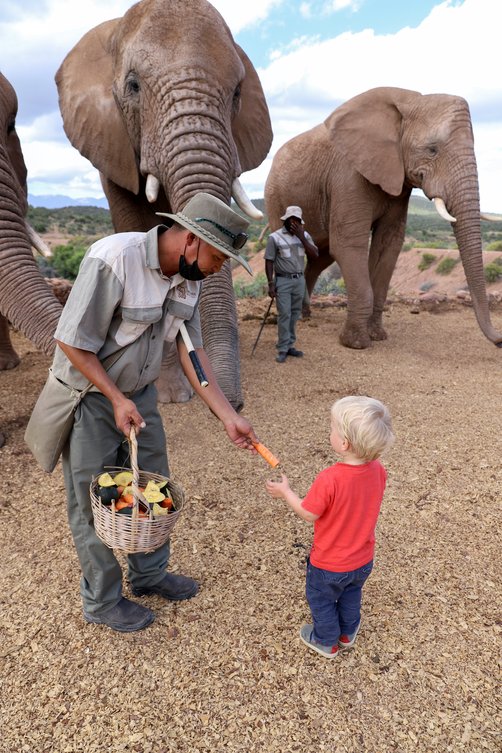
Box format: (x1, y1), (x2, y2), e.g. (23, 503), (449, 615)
(27, 194), (502, 250)
(27, 204), (113, 237)
(28, 194), (109, 209)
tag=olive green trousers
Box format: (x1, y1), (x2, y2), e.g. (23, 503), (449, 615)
(62, 384), (170, 616)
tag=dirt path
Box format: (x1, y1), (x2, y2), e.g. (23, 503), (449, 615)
(0, 299), (501, 752)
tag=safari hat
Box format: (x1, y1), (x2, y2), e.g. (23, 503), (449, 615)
(280, 205), (304, 224)
(157, 193), (252, 274)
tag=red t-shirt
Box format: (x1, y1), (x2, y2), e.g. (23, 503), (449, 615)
(301, 460), (387, 572)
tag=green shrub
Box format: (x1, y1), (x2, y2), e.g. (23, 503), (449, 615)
(418, 253), (436, 271)
(414, 240), (457, 249)
(233, 273), (268, 299)
(436, 257), (459, 275)
(486, 240), (502, 251)
(484, 258), (502, 283)
(51, 239), (88, 281)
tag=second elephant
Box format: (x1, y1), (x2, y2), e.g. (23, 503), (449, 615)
(56, 0), (273, 409)
(265, 86), (502, 349)
(0, 72), (62, 372)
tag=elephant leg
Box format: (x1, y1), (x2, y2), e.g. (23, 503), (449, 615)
(367, 205), (408, 340)
(156, 340), (193, 404)
(336, 231), (374, 349)
(303, 243), (332, 317)
(0, 314), (20, 370)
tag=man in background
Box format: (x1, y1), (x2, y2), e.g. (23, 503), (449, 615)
(265, 206), (318, 363)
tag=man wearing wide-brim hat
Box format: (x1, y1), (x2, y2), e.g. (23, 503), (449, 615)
(265, 205), (318, 362)
(49, 192), (259, 633)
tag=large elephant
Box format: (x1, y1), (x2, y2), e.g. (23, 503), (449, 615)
(265, 86), (502, 349)
(55, 0), (273, 409)
(0, 72), (63, 371)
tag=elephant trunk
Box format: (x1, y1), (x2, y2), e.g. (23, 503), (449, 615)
(145, 80), (237, 212)
(142, 94), (243, 410)
(0, 234), (62, 354)
(450, 173), (502, 346)
(0, 149), (62, 354)
(198, 262), (243, 411)
(149, 94), (244, 407)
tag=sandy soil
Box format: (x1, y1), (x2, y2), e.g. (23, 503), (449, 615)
(0, 297), (501, 753)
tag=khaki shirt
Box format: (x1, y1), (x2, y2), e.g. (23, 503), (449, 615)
(264, 226), (317, 276)
(52, 226), (202, 394)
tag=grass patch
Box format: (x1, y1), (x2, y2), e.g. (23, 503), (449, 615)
(418, 252), (436, 271)
(436, 257), (460, 275)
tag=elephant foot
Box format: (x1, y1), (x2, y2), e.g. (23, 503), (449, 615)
(0, 351), (21, 370)
(339, 325), (372, 350)
(367, 322), (388, 341)
(0, 432), (5, 449)
(302, 306), (311, 320)
(157, 341), (194, 404)
(156, 380), (194, 404)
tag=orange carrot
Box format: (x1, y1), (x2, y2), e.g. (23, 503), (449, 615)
(252, 441), (280, 468)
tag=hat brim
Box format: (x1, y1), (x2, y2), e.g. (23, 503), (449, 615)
(156, 211), (252, 275)
(281, 214), (304, 224)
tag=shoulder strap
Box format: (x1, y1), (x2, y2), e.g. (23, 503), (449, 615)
(79, 348), (128, 398)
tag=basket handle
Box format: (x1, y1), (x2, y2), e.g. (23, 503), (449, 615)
(129, 427), (141, 509)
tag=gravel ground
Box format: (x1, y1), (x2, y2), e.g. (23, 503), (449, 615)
(0, 297), (501, 753)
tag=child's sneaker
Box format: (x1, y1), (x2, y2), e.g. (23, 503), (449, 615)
(338, 622), (361, 650)
(299, 624), (339, 659)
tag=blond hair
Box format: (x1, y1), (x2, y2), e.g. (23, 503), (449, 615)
(331, 396), (394, 462)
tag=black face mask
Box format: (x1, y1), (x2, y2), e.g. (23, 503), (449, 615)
(178, 239), (205, 281)
(178, 254), (205, 280)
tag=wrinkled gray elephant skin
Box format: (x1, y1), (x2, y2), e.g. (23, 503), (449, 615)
(0, 73), (62, 372)
(265, 86), (502, 349)
(56, 0), (273, 409)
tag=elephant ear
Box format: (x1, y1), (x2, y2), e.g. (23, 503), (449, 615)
(232, 45), (273, 173)
(55, 18), (139, 195)
(324, 88), (416, 196)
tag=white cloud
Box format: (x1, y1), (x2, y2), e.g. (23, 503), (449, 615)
(254, 0), (502, 211)
(5, 0), (502, 211)
(208, 0), (283, 33)
(323, 0), (362, 12)
(19, 137), (104, 198)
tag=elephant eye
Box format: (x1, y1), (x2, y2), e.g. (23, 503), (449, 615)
(125, 75), (140, 95)
(233, 84), (241, 103)
(427, 144), (439, 157)
(7, 119), (15, 134)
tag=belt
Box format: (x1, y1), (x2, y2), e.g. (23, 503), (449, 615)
(276, 272), (304, 279)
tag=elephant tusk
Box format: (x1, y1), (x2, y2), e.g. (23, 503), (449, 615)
(433, 197), (456, 223)
(232, 177), (263, 220)
(480, 212), (502, 221)
(145, 174), (160, 203)
(26, 222), (53, 258)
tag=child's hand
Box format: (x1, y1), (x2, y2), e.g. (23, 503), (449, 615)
(265, 473), (291, 499)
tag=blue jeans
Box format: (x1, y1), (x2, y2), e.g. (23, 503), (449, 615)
(306, 559), (374, 645)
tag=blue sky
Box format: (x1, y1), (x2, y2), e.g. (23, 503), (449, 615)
(1, 0), (501, 210)
(237, 0), (444, 66)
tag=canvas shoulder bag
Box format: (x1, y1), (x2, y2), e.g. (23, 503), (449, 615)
(24, 350), (125, 474)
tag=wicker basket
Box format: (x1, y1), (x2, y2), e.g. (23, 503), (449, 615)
(90, 429), (184, 554)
